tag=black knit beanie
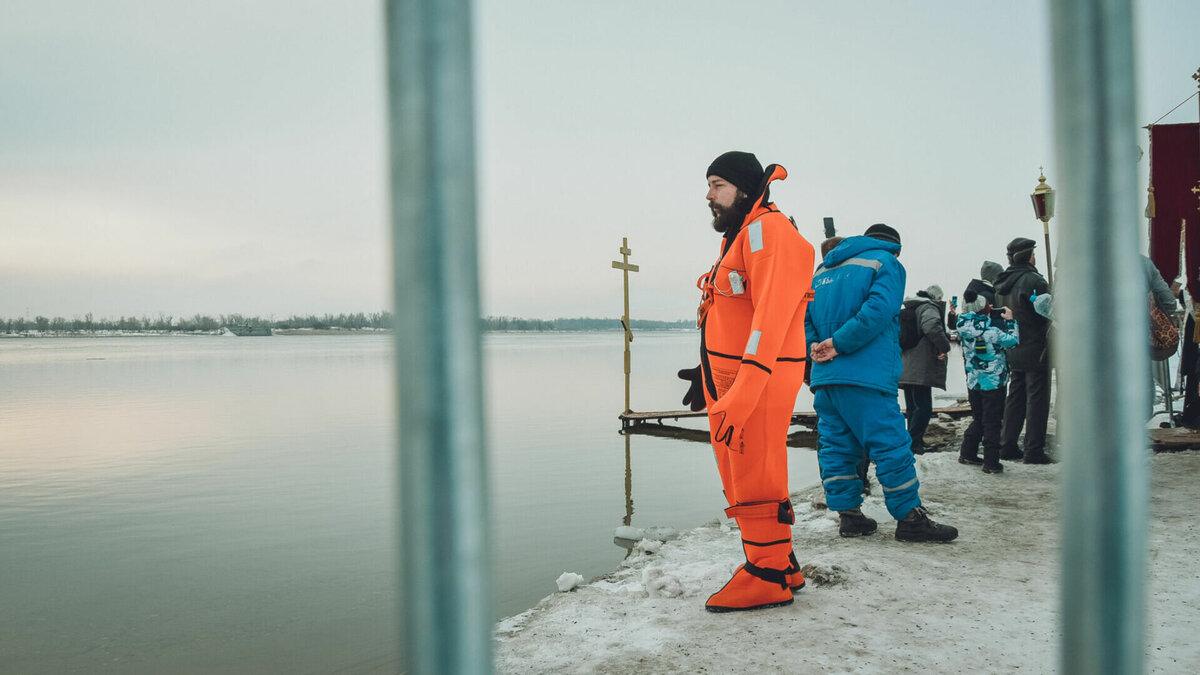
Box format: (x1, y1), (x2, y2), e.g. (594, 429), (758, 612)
(706, 151), (763, 196)
(864, 223), (902, 246)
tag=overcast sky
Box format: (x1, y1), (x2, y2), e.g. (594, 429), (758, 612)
(2, 1), (1198, 321)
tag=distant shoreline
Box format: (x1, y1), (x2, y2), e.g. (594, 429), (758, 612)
(0, 328), (393, 338)
(0, 315), (694, 336)
(0, 327), (697, 339)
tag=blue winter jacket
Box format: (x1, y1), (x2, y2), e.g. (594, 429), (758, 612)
(805, 235), (905, 394)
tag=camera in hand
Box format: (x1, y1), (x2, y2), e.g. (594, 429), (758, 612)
(989, 308), (1006, 323)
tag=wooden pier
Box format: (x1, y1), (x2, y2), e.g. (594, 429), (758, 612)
(1149, 426), (1200, 451)
(620, 409), (1200, 452)
(619, 405), (972, 448)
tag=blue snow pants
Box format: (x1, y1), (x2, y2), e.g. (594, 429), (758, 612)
(814, 385), (922, 520)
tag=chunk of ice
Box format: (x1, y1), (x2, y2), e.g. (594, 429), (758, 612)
(614, 525), (644, 541)
(555, 572), (584, 592)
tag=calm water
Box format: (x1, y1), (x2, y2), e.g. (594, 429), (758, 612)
(0, 332), (964, 673)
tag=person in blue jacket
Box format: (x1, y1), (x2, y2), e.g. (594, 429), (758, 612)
(806, 224), (958, 542)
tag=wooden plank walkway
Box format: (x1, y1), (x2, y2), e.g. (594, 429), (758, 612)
(619, 405), (972, 430)
(621, 408), (1200, 451)
(625, 422), (821, 448)
(1150, 426), (1200, 451)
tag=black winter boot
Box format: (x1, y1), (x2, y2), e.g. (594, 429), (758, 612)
(838, 507), (878, 538)
(895, 506), (958, 542)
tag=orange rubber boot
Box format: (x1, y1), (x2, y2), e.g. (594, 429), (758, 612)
(706, 502), (795, 613)
(786, 551), (806, 592)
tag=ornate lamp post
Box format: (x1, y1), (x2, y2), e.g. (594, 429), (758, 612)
(1030, 168), (1056, 286)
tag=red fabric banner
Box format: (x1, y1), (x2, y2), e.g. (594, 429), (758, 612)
(1149, 123), (1200, 296)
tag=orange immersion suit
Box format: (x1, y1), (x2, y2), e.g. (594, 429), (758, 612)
(696, 164), (815, 611)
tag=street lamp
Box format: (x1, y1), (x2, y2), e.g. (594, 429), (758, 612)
(1031, 168), (1056, 286)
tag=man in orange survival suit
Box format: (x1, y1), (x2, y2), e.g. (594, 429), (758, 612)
(679, 151), (815, 612)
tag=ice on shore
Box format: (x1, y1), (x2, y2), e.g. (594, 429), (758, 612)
(499, 450), (1200, 673)
(613, 525), (678, 542)
(554, 572), (584, 592)
(641, 567), (683, 598)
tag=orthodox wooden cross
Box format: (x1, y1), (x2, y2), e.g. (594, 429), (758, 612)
(611, 238), (639, 413)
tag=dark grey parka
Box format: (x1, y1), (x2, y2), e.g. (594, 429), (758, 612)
(899, 298), (952, 389)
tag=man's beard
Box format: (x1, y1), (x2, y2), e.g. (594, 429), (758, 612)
(710, 194), (752, 233)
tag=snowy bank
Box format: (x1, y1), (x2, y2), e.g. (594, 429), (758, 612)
(495, 450), (1200, 673)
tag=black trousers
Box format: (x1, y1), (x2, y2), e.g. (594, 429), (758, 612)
(1180, 313), (1200, 427)
(902, 384), (933, 451)
(1001, 367), (1051, 458)
(961, 387), (1007, 466)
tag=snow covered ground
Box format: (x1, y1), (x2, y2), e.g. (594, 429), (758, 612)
(495, 444), (1200, 673)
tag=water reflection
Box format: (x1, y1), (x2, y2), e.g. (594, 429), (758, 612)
(614, 433), (637, 555)
(623, 433), (633, 527)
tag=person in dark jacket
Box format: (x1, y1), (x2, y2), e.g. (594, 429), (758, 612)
(1177, 285), (1200, 428)
(899, 285), (952, 453)
(948, 261), (1003, 331)
(806, 224), (957, 542)
(993, 237), (1052, 464)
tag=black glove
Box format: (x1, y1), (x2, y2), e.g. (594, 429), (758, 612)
(677, 365), (706, 412)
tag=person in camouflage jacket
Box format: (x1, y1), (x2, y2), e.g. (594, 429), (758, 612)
(955, 286), (1019, 473)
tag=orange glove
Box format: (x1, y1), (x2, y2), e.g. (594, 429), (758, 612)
(707, 365), (769, 450)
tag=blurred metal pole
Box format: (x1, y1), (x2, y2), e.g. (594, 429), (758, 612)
(385, 0), (492, 673)
(1049, 1), (1147, 673)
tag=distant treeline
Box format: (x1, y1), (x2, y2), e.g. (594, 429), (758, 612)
(530, 317), (694, 331)
(0, 313), (694, 334)
(480, 316), (693, 331)
(0, 312), (393, 333)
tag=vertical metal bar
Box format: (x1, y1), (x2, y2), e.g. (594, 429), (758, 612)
(384, 1), (492, 673)
(1049, 1), (1147, 673)
(1041, 219), (1055, 286)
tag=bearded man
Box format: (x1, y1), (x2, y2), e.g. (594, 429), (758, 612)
(680, 151), (815, 612)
